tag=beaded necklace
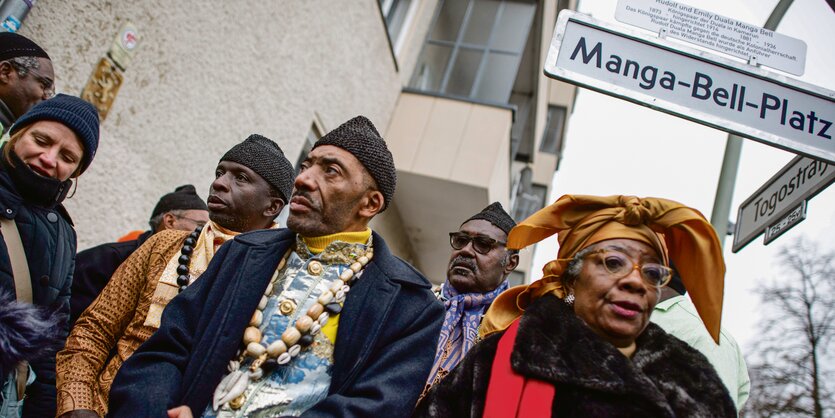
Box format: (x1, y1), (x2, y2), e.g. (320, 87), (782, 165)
(212, 237), (373, 411)
(176, 226), (203, 293)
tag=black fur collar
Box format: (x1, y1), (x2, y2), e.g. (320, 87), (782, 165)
(510, 294), (735, 417)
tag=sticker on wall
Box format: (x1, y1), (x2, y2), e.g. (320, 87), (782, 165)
(81, 57), (124, 120)
(108, 22), (141, 70)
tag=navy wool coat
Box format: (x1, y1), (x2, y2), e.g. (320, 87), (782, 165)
(0, 165), (75, 418)
(108, 229), (445, 418)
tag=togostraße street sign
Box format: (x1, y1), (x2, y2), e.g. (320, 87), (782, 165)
(543, 10), (835, 164)
(732, 156), (834, 252)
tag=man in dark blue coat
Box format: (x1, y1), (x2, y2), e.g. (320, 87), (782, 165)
(108, 116), (444, 418)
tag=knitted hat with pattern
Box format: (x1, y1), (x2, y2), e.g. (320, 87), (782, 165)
(150, 184), (209, 219)
(11, 94), (100, 174)
(220, 134), (294, 203)
(0, 32), (50, 61)
(312, 116), (395, 211)
(463, 202), (516, 235)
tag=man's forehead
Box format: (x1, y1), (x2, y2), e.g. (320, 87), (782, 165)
(38, 57), (54, 75)
(217, 159), (255, 175)
(459, 219), (506, 241)
(308, 144), (357, 162)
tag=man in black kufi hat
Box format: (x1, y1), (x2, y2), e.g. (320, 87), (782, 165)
(108, 116), (444, 418)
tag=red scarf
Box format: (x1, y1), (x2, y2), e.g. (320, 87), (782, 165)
(483, 319), (555, 418)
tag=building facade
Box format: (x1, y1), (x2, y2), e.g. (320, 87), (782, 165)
(17, 0), (577, 284)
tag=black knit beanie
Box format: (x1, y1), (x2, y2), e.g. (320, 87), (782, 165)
(220, 134), (294, 203)
(10, 94), (100, 174)
(150, 185), (208, 219)
(0, 32), (50, 61)
(312, 116), (395, 211)
(463, 202), (516, 235)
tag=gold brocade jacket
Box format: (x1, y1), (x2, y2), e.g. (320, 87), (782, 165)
(55, 229), (189, 417)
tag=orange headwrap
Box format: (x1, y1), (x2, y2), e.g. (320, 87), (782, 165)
(480, 195), (725, 343)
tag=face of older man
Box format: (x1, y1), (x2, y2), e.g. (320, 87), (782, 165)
(447, 219), (518, 294)
(288, 145), (382, 236)
(1, 57), (54, 117)
(568, 238), (662, 349)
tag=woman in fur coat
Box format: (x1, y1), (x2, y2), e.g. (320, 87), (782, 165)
(415, 195), (737, 417)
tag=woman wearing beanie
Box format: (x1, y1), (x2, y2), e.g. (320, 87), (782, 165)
(0, 94), (99, 418)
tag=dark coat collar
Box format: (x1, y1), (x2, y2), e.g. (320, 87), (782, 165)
(0, 164), (73, 225)
(511, 294), (734, 415)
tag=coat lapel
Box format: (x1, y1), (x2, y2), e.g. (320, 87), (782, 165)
(331, 232), (400, 393)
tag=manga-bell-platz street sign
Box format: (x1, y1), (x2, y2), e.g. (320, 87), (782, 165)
(543, 10), (835, 164)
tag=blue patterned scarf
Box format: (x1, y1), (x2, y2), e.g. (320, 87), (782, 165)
(426, 280), (509, 387)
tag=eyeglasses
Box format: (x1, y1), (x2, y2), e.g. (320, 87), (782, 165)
(175, 215), (207, 228)
(449, 232), (506, 255)
(584, 249), (672, 287)
(10, 61), (54, 98)
(30, 71), (55, 99)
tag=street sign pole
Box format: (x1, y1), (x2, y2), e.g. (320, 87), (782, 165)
(710, 0), (793, 247)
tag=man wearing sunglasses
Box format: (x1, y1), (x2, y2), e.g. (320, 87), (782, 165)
(423, 202), (519, 394)
(0, 32), (54, 136)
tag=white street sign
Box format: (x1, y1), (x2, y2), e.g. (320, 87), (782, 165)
(762, 201), (806, 246)
(615, 0), (807, 75)
(733, 156), (834, 252)
(544, 11), (835, 164)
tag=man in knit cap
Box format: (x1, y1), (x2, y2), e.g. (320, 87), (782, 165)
(108, 116), (444, 418)
(424, 202), (518, 393)
(56, 134), (295, 418)
(0, 32), (54, 135)
(69, 185), (210, 326)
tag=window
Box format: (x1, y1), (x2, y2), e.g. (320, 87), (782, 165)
(379, 0), (414, 48)
(511, 167), (547, 222)
(409, 0), (536, 103)
(539, 105), (567, 155)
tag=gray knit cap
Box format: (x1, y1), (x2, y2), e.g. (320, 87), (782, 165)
(220, 134), (294, 203)
(312, 116), (396, 211)
(463, 202), (516, 235)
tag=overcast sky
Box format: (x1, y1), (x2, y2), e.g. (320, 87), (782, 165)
(531, 0), (835, 352)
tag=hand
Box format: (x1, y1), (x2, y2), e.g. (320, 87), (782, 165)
(167, 405), (194, 418)
(58, 410), (100, 418)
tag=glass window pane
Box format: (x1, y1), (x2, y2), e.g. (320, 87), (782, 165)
(474, 52), (519, 102)
(540, 106), (567, 155)
(410, 43), (453, 91)
(445, 48), (483, 97)
(430, 0), (468, 42)
(462, 0), (500, 46)
(492, 1), (536, 52)
(383, 0), (413, 44)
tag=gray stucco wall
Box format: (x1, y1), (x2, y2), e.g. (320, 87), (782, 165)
(19, 1), (402, 250)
